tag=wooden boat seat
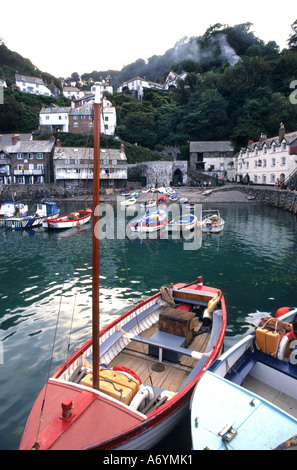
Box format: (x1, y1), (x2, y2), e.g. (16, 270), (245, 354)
(148, 330), (186, 362)
(128, 330), (203, 363)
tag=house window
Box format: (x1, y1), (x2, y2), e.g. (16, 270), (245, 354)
(73, 123), (78, 128)
(264, 147), (267, 154)
(75, 159), (80, 164)
(271, 174), (275, 183)
(17, 176), (24, 184)
(263, 159), (267, 167)
(17, 153), (23, 159)
(37, 164), (44, 170)
(105, 116), (109, 121)
(28, 153), (34, 159)
(263, 175), (266, 183)
(65, 159), (70, 164)
(37, 153), (43, 159)
(73, 116), (78, 120)
(281, 157), (286, 165)
(271, 158), (276, 166)
(246, 162), (249, 168)
(46, 116), (49, 120)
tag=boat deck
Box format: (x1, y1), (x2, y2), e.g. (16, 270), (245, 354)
(108, 321), (210, 393)
(243, 375), (297, 418)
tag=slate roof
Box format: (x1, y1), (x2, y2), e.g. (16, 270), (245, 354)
(54, 147), (127, 161)
(15, 74), (45, 85)
(0, 134), (32, 146)
(5, 140), (55, 153)
(190, 141), (233, 153)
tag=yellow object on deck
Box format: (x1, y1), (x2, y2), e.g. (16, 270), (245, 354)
(255, 327), (286, 357)
(80, 368), (141, 405)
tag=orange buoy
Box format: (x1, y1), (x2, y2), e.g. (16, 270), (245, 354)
(276, 307), (291, 318)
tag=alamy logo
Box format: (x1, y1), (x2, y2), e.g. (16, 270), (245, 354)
(289, 80), (297, 105)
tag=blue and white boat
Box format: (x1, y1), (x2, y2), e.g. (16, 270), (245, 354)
(0, 201), (28, 226)
(129, 209), (168, 233)
(4, 201), (60, 230)
(190, 307), (297, 450)
(169, 193), (180, 201)
(168, 213), (197, 233)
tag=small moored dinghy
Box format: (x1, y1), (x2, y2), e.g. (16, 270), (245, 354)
(168, 213), (197, 233)
(191, 307), (297, 450)
(202, 210), (225, 234)
(129, 209), (168, 233)
(43, 208), (92, 230)
(20, 276), (227, 450)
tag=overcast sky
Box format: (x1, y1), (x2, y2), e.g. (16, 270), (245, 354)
(1, 0), (296, 78)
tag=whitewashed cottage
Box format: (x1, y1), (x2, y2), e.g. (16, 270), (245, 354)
(237, 124), (297, 186)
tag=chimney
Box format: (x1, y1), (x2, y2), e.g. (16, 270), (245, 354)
(31, 132), (36, 141)
(11, 134), (20, 145)
(259, 133), (267, 144)
(56, 139), (61, 148)
(120, 143), (125, 153)
(279, 123), (285, 142)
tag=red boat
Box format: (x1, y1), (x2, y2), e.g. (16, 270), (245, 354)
(19, 94), (227, 451)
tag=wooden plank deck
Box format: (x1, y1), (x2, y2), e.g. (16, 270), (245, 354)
(107, 321), (210, 393)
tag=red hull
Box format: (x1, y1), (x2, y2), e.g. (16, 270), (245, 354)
(20, 281), (227, 450)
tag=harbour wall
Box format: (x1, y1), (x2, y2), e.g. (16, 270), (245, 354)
(1, 183), (297, 215)
(216, 185), (297, 214)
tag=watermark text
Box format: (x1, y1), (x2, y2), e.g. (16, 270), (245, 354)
(95, 200), (202, 251)
(289, 80), (297, 105)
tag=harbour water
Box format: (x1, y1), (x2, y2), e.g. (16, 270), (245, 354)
(0, 200), (297, 450)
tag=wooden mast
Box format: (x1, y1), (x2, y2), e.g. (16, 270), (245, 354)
(92, 91), (101, 391)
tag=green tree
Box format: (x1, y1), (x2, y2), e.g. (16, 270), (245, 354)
(288, 20), (297, 50)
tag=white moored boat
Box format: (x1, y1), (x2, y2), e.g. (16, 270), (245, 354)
(191, 307), (297, 450)
(202, 210), (225, 233)
(168, 213), (197, 233)
(43, 208), (92, 230)
(129, 209), (168, 233)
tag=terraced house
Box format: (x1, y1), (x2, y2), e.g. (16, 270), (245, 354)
(53, 142), (127, 190)
(0, 135), (55, 184)
(237, 124), (297, 186)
